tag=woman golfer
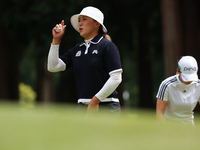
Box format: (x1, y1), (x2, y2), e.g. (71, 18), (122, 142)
(156, 56), (200, 126)
(47, 6), (123, 115)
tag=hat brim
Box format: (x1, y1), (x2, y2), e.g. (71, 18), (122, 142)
(70, 14), (107, 33)
(181, 73), (198, 82)
(70, 14), (80, 32)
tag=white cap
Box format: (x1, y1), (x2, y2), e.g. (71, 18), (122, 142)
(70, 6), (107, 33)
(178, 56), (198, 82)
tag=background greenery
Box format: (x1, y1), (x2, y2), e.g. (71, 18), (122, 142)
(1, 1), (200, 149)
(0, 0), (200, 111)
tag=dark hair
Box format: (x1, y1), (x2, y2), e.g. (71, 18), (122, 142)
(98, 25), (112, 41)
(93, 19), (111, 41)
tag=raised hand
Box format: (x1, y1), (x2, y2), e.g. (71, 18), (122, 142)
(52, 20), (67, 45)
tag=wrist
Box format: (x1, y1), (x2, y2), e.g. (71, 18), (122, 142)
(52, 38), (61, 45)
(91, 96), (101, 104)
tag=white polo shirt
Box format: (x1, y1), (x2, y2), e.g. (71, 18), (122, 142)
(156, 74), (200, 125)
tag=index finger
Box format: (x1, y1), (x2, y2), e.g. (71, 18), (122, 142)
(61, 20), (64, 26)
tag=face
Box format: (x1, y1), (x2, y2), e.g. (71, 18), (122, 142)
(177, 69), (192, 85)
(78, 15), (100, 39)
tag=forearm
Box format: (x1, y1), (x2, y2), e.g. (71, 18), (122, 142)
(87, 70), (122, 113)
(47, 44), (66, 72)
(156, 99), (167, 122)
(156, 111), (165, 121)
(95, 69), (122, 101)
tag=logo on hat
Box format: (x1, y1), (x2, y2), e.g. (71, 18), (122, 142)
(183, 67), (197, 72)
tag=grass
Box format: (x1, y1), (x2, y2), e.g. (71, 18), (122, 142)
(0, 102), (199, 150)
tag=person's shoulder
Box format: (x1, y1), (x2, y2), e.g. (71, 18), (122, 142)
(99, 37), (113, 44)
(100, 38), (119, 51)
(161, 74), (178, 86)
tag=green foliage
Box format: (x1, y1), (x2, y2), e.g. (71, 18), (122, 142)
(0, 0), (163, 107)
(19, 83), (36, 108)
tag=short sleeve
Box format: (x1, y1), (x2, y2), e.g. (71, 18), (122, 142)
(156, 81), (169, 101)
(104, 42), (122, 73)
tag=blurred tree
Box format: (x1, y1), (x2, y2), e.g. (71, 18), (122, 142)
(137, 0), (161, 108)
(105, 0), (162, 108)
(0, 0), (162, 108)
(161, 0), (183, 76)
(161, 0), (200, 76)
(0, 0), (25, 100)
(161, 0), (200, 112)
(1, 0), (199, 111)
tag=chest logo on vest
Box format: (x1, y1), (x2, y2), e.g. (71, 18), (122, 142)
(76, 50), (81, 57)
(92, 50), (98, 54)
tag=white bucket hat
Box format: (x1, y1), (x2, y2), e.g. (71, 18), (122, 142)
(70, 6), (107, 33)
(178, 56), (198, 82)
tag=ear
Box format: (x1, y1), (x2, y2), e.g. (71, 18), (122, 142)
(95, 22), (100, 28)
(176, 68), (180, 74)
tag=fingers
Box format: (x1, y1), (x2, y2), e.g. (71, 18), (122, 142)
(61, 20), (64, 26)
(55, 24), (61, 32)
(57, 20), (65, 28)
(60, 20), (67, 30)
(55, 20), (66, 32)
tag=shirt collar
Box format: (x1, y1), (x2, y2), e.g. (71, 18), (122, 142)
(79, 34), (103, 47)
